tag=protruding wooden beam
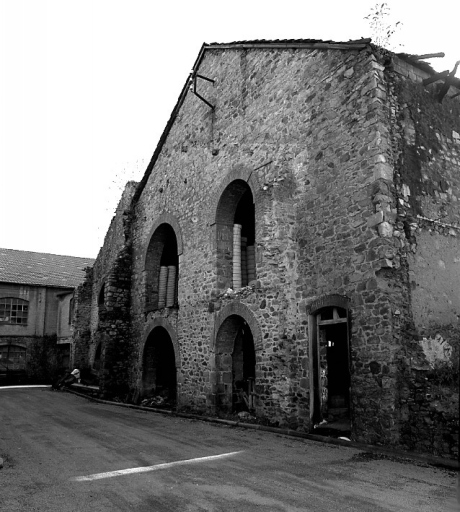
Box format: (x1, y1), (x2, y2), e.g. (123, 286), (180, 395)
(438, 60), (460, 103)
(414, 52), (445, 60)
(423, 70), (449, 86)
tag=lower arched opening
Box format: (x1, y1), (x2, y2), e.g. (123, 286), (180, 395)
(142, 327), (177, 407)
(215, 315), (256, 414)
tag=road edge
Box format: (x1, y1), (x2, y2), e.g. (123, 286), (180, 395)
(63, 387), (459, 471)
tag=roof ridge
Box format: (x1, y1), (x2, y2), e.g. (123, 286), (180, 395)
(0, 249), (94, 288)
(0, 247), (95, 261)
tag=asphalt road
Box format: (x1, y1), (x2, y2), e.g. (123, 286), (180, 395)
(0, 388), (457, 512)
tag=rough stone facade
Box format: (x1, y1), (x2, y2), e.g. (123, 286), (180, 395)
(74, 40), (459, 460)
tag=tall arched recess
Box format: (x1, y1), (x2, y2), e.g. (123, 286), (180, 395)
(144, 223), (180, 312)
(215, 180), (256, 291)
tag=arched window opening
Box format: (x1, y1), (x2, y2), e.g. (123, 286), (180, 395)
(310, 306), (351, 435)
(214, 315), (256, 413)
(142, 327), (177, 406)
(145, 224), (179, 311)
(215, 181), (256, 291)
(234, 189), (256, 288)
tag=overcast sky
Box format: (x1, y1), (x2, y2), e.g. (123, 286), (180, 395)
(1, 0), (459, 258)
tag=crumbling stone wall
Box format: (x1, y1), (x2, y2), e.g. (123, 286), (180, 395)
(72, 266), (93, 371)
(97, 244), (134, 398)
(388, 70), (460, 458)
(130, 46), (405, 433)
(77, 182), (138, 398)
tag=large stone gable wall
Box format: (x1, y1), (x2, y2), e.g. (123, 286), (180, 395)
(130, 46), (393, 430)
(73, 45), (459, 459)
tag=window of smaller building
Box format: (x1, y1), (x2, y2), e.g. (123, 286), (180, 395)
(0, 345), (27, 370)
(0, 298), (29, 325)
(68, 298), (74, 324)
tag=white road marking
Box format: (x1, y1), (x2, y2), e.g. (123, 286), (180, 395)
(0, 385), (51, 390)
(72, 451), (243, 482)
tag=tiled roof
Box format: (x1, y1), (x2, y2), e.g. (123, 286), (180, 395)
(0, 248), (94, 288)
(205, 39), (449, 76)
(207, 38), (371, 47)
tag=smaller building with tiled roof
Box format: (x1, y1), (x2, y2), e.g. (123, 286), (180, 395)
(0, 248), (95, 384)
(0, 248), (94, 288)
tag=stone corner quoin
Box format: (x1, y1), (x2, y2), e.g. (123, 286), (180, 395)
(71, 42), (460, 462)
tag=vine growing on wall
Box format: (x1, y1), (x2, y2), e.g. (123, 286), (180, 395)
(26, 335), (60, 383)
(428, 342), (459, 389)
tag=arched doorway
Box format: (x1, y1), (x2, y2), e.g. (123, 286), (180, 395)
(142, 327), (177, 404)
(310, 305), (351, 435)
(214, 315), (256, 413)
(215, 180), (256, 290)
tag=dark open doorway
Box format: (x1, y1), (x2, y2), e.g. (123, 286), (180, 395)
(142, 327), (177, 405)
(232, 323), (256, 412)
(311, 306), (351, 437)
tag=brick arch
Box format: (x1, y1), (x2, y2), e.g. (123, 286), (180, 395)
(142, 317), (180, 368)
(213, 301), (263, 351)
(208, 166), (263, 227)
(306, 294), (351, 315)
(143, 212), (184, 263)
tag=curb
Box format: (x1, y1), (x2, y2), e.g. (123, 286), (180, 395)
(63, 388), (459, 471)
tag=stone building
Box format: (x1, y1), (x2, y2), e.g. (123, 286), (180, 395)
(73, 39), (459, 460)
(0, 248), (94, 383)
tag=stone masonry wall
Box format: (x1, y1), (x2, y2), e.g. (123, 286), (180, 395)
(93, 182), (137, 398)
(90, 181), (138, 336)
(294, 50), (405, 446)
(75, 44), (459, 459)
(388, 69), (460, 458)
(72, 267), (94, 371)
(130, 46), (412, 439)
